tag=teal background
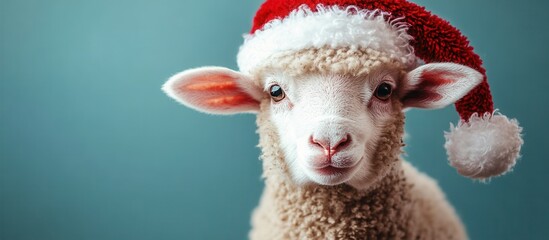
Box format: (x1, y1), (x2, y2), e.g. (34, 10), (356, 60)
(0, 0), (547, 239)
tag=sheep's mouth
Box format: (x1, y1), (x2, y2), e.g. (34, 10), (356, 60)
(312, 155), (363, 176)
(314, 165), (354, 176)
(304, 156), (363, 185)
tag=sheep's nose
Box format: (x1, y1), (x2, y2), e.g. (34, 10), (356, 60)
(310, 134), (351, 158)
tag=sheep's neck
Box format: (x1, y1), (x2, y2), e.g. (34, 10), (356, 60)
(258, 162), (411, 239)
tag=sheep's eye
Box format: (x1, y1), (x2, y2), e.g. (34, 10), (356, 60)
(375, 82), (393, 101)
(269, 84), (285, 102)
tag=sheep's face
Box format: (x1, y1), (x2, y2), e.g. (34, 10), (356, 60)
(163, 63), (483, 189)
(263, 69), (402, 187)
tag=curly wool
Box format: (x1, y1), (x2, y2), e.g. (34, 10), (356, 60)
(251, 99), (466, 239)
(250, 46), (409, 78)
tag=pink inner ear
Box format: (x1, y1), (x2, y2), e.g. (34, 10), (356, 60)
(402, 69), (464, 106)
(205, 95), (258, 107)
(183, 74), (239, 91)
(186, 81), (238, 91)
(177, 72), (259, 111)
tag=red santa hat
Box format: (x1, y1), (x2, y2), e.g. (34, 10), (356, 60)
(237, 0), (523, 180)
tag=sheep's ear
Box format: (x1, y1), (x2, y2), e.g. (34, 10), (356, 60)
(162, 67), (262, 114)
(401, 63), (483, 109)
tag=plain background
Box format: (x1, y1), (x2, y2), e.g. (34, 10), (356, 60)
(1, 0), (548, 239)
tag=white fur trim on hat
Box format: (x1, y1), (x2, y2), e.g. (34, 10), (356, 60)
(444, 111), (523, 180)
(237, 5), (416, 74)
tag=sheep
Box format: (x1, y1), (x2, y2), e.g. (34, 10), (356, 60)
(162, 2), (523, 239)
(163, 62), (472, 239)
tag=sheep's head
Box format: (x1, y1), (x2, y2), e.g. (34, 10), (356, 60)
(163, 56), (482, 189)
(162, 5), (493, 189)
(163, 3), (523, 189)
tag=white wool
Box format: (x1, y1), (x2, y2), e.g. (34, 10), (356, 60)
(444, 111), (523, 180)
(237, 5), (416, 74)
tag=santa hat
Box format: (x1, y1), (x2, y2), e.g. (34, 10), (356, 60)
(236, 0), (523, 180)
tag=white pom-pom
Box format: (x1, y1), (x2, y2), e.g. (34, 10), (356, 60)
(444, 111), (523, 180)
